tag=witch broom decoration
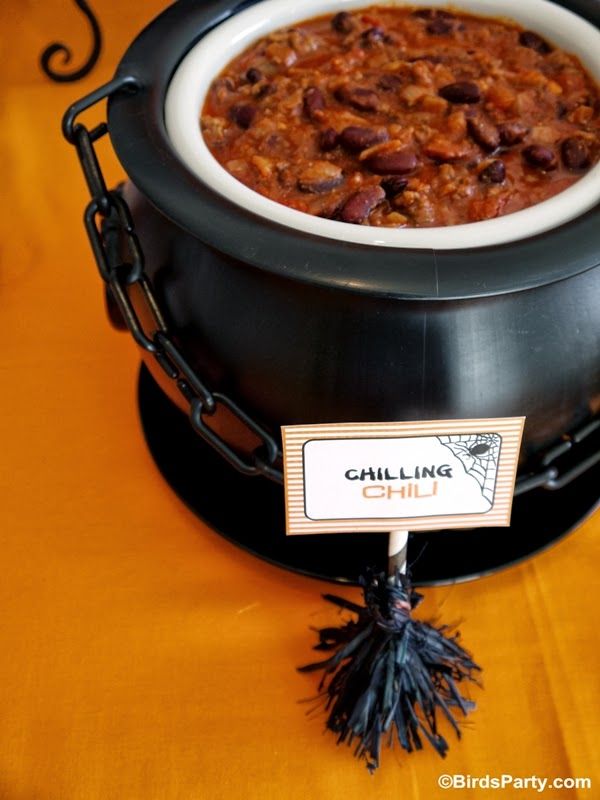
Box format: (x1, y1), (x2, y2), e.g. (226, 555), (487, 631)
(299, 530), (481, 773)
(286, 418), (524, 771)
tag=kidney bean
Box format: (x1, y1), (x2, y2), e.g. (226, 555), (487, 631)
(297, 162), (344, 193)
(339, 126), (389, 152)
(339, 186), (386, 223)
(413, 9), (454, 19)
(519, 31), (552, 54)
(365, 149), (418, 175)
(498, 121), (528, 146)
(427, 17), (453, 35)
(378, 74), (403, 91)
(304, 87), (325, 120)
(467, 116), (500, 151)
(257, 83), (276, 100)
(265, 133), (284, 150)
(380, 176), (409, 198)
(522, 144), (558, 170)
(335, 85), (381, 112)
(561, 137), (591, 169)
(438, 82), (481, 104)
(360, 27), (385, 46)
(246, 67), (263, 84)
(230, 104), (256, 129)
(479, 160), (506, 183)
(331, 11), (354, 34)
(319, 128), (339, 151)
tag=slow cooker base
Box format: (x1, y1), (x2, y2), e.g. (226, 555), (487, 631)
(138, 365), (600, 586)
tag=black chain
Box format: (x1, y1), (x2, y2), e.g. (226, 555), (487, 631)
(514, 418), (600, 495)
(63, 78), (600, 497)
(64, 77), (284, 484)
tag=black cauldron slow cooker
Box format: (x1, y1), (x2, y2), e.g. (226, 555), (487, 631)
(63, 0), (600, 584)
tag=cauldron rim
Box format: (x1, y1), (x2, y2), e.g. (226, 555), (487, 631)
(108, 0), (600, 300)
(166, 0), (600, 252)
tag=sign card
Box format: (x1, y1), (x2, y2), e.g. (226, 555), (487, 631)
(281, 417), (525, 535)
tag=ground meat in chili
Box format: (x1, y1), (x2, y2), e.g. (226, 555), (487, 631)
(201, 6), (600, 227)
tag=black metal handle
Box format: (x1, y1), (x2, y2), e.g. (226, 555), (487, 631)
(62, 77), (285, 484)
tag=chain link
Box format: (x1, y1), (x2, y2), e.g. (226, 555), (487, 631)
(65, 78), (284, 484)
(64, 78), (599, 497)
(514, 418), (600, 495)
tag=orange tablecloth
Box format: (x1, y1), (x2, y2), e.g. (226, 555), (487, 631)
(1, 3), (598, 797)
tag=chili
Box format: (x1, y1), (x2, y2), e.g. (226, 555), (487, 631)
(201, 6), (600, 227)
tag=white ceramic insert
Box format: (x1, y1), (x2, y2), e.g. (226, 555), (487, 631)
(165, 0), (600, 250)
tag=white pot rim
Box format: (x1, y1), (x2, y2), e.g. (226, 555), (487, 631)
(165, 0), (600, 251)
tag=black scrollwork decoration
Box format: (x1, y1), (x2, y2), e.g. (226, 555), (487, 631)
(40, 0), (102, 83)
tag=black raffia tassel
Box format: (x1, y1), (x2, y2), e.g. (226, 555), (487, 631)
(298, 568), (481, 773)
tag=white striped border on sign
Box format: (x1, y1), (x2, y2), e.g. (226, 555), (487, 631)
(281, 417), (525, 536)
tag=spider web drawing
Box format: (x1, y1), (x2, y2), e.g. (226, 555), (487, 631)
(436, 433), (501, 504)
